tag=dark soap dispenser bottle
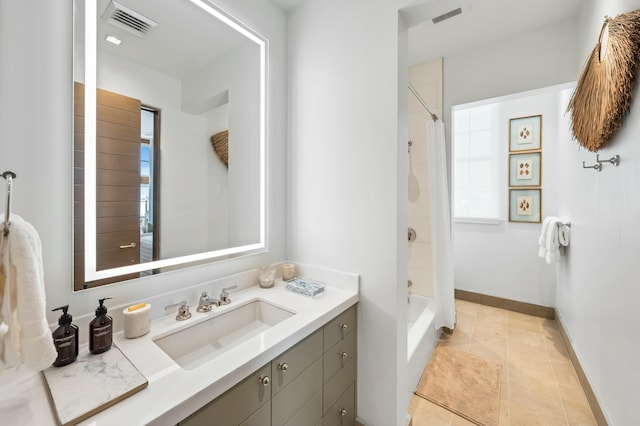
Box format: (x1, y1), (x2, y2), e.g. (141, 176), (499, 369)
(89, 297), (113, 354)
(51, 305), (79, 367)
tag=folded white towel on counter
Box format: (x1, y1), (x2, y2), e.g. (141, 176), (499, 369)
(0, 214), (57, 372)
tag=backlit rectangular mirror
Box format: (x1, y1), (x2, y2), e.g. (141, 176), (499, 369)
(73, 0), (266, 290)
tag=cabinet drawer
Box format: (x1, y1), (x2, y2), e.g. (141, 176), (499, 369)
(323, 383), (355, 426)
(272, 357), (323, 426)
(273, 328), (323, 395)
(284, 388), (323, 426)
(323, 357), (356, 415)
(323, 330), (357, 383)
(240, 401), (271, 426)
(323, 305), (357, 352)
(179, 363), (271, 426)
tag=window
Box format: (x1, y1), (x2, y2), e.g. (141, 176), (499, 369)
(452, 103), (501, 221)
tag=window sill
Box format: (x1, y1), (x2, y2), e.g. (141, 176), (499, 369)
(453, 217), (505, 225)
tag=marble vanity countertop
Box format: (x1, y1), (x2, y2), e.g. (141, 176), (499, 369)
(6, 272), (358, 426)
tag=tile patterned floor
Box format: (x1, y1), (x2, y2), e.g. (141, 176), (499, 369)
(409, 299), (597, 426)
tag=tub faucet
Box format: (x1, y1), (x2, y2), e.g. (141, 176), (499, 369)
(197, 292), (221, 312)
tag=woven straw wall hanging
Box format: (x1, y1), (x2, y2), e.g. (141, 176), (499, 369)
(210, 130), (229, 168)
(567, 10), (640, 152)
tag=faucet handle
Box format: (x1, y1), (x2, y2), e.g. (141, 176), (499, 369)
(165, 300), (192, 321)
(220, 285), (238, 305)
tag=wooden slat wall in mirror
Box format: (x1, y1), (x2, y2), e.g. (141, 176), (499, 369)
(74, 82), (142, 290)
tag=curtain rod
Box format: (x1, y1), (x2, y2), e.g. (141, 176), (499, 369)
(408, 82), (438, 121)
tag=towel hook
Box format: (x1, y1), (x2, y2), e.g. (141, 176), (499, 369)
(582, 154), (620, 172)
(582, 161), (602, 172)
(2, 171), (16, 236)
(596, 154), (620, 167)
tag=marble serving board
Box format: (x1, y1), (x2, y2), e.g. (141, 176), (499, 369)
(42, 343), (148, 426)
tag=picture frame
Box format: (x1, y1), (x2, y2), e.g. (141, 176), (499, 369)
(509, 189), (541, 223)
(509, 152), (541, 187)
(509, 115), (542, 152)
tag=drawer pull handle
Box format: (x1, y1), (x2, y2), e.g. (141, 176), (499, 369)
(339, 408), (348, 417)
(259, 375), (270, 386)
(278, 362), (289, 372)
(119, 242), (137, 249)
(339, 351), (348, 359)
(339, 323), (348, 331)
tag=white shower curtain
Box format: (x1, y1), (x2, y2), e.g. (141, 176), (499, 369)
(427, 119), (456, 330)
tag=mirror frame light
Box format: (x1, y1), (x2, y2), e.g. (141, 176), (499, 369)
(83, 0), (267, 282)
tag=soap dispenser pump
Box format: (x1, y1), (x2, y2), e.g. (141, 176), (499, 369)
(90, 297), (113, 354)
(51, 305), (79, 367)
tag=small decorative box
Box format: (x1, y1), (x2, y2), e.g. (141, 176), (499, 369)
(284, 278), (326, 298)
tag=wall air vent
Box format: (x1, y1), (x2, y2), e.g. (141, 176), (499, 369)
(432, 7), (462, 24)
(101, 0), (158, 38)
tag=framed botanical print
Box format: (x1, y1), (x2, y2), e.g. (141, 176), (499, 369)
(509, 189), (541, 223)
(509, 115), (542, 152)
(509, 152), (541, 187)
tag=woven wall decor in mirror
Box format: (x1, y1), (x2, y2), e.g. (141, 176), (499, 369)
(567, 10), (640, 152)
(211, 130), (229, 167)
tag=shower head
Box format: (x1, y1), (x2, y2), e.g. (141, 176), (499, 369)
(432, 7), (462, 24)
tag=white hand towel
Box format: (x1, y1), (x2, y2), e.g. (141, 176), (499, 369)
(538, 216), (556, 258)
(0, 214), (57, 372)
(545, 218), (562, 264)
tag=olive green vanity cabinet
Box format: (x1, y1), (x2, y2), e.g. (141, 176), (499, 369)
(272, 329), (324, 425)
(322, 306), (357, 426)
(179, 363), (272, 426)
(178, 304), (357, 426)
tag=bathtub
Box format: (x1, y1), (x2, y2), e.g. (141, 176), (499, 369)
(407, 294), (440, 391)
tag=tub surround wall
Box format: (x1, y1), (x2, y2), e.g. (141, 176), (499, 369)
(0, 0), (287, 325)
(554, 0), (640, 423)
(408, 59), (443, 299)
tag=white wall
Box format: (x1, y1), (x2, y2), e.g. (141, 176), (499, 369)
(453, 85), (573, 307)
(287, 1), (413, 424)
(0, 0), (286, 332)
(443, 18), (579, 118)
(408, 59), (443, 298)
(555, 0), (640, 423)
(160, 108), (212, 258)
(443, 19), (579, 306)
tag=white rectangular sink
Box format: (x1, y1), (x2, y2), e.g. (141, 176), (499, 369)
(154, 300), (294, 370)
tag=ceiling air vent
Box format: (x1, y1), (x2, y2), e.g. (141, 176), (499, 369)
(101, 0), (158, 38)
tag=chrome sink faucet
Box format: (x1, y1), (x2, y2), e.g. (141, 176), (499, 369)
(197, 292), (221, 312)
(197, 285), (238, 312)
